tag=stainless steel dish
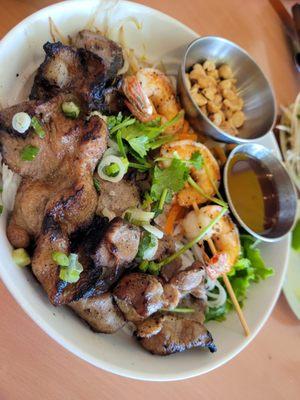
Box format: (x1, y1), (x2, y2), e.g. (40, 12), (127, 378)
(224, 143), (297, 241)
(178, 36), (276, 143)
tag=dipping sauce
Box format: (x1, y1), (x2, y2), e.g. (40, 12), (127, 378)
(227, 153), (279, 234)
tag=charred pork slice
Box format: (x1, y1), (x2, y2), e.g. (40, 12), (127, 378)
(136, 314), (216, 355)
(26, 117), (108, 305)
(96, 178), (140, 218)
(85, 217), (141, 297)
(0, 94), (93, 179)
(6, 112), (108, 248)
(73, 30), (124, 77)
(30, 32), (124, 111)
(30, 42), (106, 105)
(113, 262), (206, 323)
(113, 273), (166, 323)
(70, 292), (125, 333)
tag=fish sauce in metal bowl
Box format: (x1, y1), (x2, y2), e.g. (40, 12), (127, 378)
(227, 153), (279, 235)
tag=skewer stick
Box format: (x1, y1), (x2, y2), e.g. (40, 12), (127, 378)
(192, 202), (250, 337)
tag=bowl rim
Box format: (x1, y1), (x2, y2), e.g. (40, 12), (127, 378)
(223, 143), (298, 242)
(180, 35), (277, 143)
(0, 0), (290, 382)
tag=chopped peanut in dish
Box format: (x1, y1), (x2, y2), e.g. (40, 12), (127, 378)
(186, 60), (246, 136)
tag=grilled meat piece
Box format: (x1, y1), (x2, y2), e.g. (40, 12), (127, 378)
(85, 217), (141, 297)
(0, 94), (89, 179)
(170, 261), (205, 292)
(113, 262), (206, 323)
(30, 32), (124, 111)
(30, 42), (106, 104)
(136, 314), (216, 355)
(113, 273), (165, 323)
(6, 109), (108, 248)
(113, 273), (181, 323)
(74, 30), (124, 78)
(70, 292), (125, 333)
(96, 178), (140, 218)
(28, 116), (108, 305)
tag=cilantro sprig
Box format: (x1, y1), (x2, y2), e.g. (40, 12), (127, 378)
(107, 111), (183, 161)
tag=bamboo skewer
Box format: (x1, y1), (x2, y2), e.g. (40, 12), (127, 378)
(207, 238), (250, 337)
(192, 202), (250, 337)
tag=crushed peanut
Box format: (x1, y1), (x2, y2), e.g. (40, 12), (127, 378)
(186, 59), (245, 135)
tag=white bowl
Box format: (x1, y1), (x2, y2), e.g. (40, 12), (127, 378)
(0, 0), (289, 381)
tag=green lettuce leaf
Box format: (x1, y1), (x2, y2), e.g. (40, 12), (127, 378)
(206, 234), (274, 322)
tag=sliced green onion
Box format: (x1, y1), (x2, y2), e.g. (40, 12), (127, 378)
(12, 112), (31, 134)
(161, 307), (195, 313)
(12, 248), (31, 267)
(93, 177), (101, 193)
(142, 223), (164, 239)
(123, 208), (155, 225)
(104, 162), (120, 177)
(187, 176), (227, 207)
(59, 253), (83, 283)
(61, 101), (80, 119)
(52, 251), (69, 267)
(138, 232), (158, 261)
(31, 116), (45, 138)
(98, 155), (128, 183)
(139, 260), (149, 272)
(20, 145), (39, 161)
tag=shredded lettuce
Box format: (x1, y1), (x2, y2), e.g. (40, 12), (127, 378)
(206, 234), (274, 322)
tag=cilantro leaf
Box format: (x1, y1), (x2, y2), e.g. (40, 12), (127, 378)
(107, 113), (135, 133)
(127, 136), (149, 158)
(150, 158), (189, 201)
(188, 151), (203, 170)
(108, 112), (183, 161)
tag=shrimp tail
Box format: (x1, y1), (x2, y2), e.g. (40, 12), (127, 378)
(205, 253), (230, 280)
(122, 75), (154, 120)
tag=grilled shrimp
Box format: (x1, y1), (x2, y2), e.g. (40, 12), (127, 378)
(122, 68), (184, 133)
(160, 140), (220, 207)
(182, 205), (240, 279)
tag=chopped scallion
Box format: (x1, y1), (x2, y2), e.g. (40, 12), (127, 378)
(12, 248), (31, 267)
(61, 101), (80, 119)
(31, 116), (45, 138)
(104, 162), (120, 177)
(161, 307), (195, 313)
(20, 145), (39, 161)
(93, 177), (101, 193)
(52, 251), (69, 267)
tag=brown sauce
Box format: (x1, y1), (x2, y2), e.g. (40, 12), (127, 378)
(227, 153), (279, 234)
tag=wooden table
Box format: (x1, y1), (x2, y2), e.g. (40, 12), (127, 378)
(0, 1), (299, 399)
